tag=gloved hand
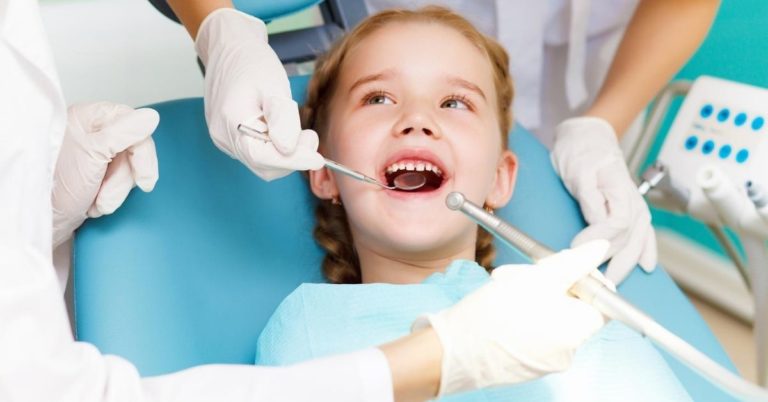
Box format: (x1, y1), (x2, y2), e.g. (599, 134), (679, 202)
(195, 8), (324, 181)
(551, 116), (657, 284)
(413, 240), (610, 396)
(52, 102), (160, 248)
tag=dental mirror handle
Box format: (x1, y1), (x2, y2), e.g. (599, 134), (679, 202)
(445, 191), (768, 401)
(323, 158), (389, 188)
(237, 123), (394, 189)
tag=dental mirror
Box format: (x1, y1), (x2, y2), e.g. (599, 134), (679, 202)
(392, 172), (428, 191)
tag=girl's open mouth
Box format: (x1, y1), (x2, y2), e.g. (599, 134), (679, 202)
(383, 159), (445, 192)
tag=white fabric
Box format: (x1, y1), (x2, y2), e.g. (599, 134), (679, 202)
(194, 8), (324, 181)
(0, 2), (394, 401)
(551, 117), (657, 283)
(413, 241), (609, 396)
(363, 0), (639, 145)
(52, 102), (160, 248)
(0, 0), (65, 262)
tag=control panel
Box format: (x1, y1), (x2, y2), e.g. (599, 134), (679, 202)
(656, 76), (768, 224)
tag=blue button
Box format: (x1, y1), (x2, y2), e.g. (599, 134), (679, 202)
(700, 104), (714, 118)
(717, 108), (730, 122)
(684, 135), (698, 150)
(752, 117), (764, 130)
(736, 149), (750, 163)
(719, 145), (732, 159)
(735, 113), (747, 126)
(702, 140), (715, 154)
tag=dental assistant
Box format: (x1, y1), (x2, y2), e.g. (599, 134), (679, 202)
(168, 0), (719, 284)
(0, 1), (608, 401)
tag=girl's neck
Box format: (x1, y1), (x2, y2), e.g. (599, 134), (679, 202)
(357, 246), (476, 284)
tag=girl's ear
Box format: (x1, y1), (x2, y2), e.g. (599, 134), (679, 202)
(309, 166), (340, 201)
(485, 150), (518, 209)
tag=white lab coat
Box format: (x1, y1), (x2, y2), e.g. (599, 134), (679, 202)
(0, 2), (392, 401)
(364, 0), (639, 147)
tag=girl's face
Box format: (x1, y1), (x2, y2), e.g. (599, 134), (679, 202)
(310, 21), (517, 271)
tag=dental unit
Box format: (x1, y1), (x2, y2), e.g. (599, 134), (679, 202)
(626, 75), (768, 386)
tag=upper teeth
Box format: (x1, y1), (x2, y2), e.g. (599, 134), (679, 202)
(386, 160), (442, 175)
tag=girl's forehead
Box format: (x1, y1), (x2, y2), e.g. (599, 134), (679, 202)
(340, 21), (495, 90)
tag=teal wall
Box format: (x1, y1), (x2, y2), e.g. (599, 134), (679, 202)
(646, 0), (768, 257)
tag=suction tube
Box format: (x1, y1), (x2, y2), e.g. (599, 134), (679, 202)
(445, 191), (768, 401)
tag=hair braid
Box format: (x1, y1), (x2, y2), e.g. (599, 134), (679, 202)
(313, 201), (362, 284)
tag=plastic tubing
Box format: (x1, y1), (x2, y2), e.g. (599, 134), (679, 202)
(699, 165), (768, 239)
(445, 191), (768, 401)
(698, 165), (747, 228)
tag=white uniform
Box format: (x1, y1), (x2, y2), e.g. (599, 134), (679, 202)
(0, 2), (392, 401)
(364, 0), (639, 147)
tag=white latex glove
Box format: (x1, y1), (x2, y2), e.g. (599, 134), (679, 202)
(413, 240), (610, 396)
(52, 102), (159, 248)
(551, 117), (657, 284)
(195, 8), (324, 181)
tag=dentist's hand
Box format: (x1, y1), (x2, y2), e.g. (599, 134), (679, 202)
(52, 102), (159, 248)
(413, 240), (610, 396)
(195, 9), (324, 181)
(551, 117), (657, 284)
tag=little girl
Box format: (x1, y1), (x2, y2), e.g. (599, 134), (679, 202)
(256, 6), (690, 401)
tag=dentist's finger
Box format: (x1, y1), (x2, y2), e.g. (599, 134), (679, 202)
(638, 230), (658, 273)
(262, 96), (301, 155)
(570, 222), (623, 261)
(89, 152), (134, 217)
(541, 240), (610, 288)
(240, 112), (269, 135)
(288, 129), (325, 170)
(604, 224), (646, 284)
(94, 108), (160, 159)
(127, 137), (159, 192)
(492, 240), (610, 292)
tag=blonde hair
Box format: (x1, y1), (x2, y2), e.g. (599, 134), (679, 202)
(302, 6), (515, 284)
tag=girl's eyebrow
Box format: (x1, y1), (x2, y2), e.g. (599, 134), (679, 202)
(348, 69), (396, 93)
(446, 76), (486, 100)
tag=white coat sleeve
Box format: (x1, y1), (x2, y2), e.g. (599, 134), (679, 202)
(0, 245), (394, 402)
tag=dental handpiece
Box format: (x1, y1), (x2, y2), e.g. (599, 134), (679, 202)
(445, 191), (768, 401)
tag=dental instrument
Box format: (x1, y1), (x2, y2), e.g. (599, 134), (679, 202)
(445, 191), (768, 401)
(237, 123), (427, 191)
(626, 75), (768, 386)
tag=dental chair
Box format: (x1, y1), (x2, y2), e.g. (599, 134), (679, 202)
(73, 1), (738, 400)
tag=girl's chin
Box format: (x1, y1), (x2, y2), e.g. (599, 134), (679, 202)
(379, 226), (467, 250)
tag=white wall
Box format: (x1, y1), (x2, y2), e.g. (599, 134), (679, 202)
(41, 0), (203, 108)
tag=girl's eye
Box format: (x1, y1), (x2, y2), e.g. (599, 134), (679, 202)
(365, 93), (395, 105)
(441, 97), (470, 110)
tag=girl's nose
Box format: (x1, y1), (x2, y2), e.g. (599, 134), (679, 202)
(393, 104), (441, 138)
(401, 126), (435, 136)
